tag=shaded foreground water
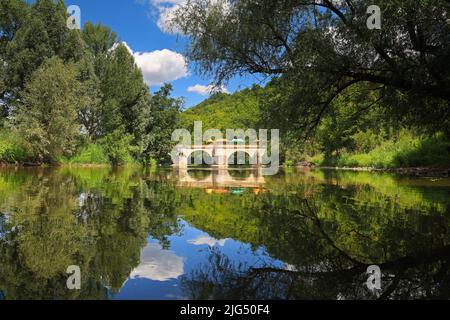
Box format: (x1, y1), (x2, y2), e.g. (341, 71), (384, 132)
(0, 166), (449, 300)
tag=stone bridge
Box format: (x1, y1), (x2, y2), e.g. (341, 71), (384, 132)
(172, 143), (266, 168)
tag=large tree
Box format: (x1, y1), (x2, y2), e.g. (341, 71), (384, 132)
(173, 0), (450, 135)
(14, 57), (81, 163)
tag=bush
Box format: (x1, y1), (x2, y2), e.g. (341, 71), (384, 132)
(100, 130), (137, 166)
(352, 129), (383, 153)
(63, 143), (109, 165)
(0, 130), (34, 163)
(309, 154), (324, 166)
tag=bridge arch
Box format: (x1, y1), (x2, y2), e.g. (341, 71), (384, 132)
(174, 144), (265, 168)
(227, 151), (255, 167)
(187, 150), (214, 166)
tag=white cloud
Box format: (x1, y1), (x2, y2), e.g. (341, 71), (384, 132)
(129, 243), (184, 282)
(187, 84), (229, 96)
(146, 0), (185, 34)
(119, 42), (188, 87)
(148, 0), (231, 35)
(188, 235), (228, 247)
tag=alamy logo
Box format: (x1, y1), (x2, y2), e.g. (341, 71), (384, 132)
(67, 5), (81, 30)
(171, 122), (280, 176)
(66, 265), (81, 290)
(366, 265), (382, 292)
(367, 5), (381, 30)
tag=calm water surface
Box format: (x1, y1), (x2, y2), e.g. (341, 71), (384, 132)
(0, 167), (449, 300)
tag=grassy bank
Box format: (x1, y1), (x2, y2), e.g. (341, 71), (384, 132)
(61, 144), (110, 165)
(0, 129), (135, 167)
(309, 133), (450, 169)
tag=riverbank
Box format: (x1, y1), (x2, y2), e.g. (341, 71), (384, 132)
(297, 164), (450, 178)
(2, 161), (449, 178)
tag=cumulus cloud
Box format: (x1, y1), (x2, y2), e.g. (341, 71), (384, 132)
(187, 84), (229, 96)
(119, 41), (188, 87)
(129, 243), (185, 282)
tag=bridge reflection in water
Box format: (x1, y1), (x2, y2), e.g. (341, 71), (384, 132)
(174, 167), (266, 194)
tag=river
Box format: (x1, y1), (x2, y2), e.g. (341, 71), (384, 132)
(0, 167), (449, 300)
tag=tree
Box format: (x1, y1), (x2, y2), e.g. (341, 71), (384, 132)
(98, 43), (151, 147)
(173, 0), (450, 135)
(143, 84), (183, 165)
(82, 22), (117, 56)
(15, 57), (81, 163)
(76, 53), (103, 142)
(100, 129), (136, 166)
(1, 0), (82, 116)
(1, 1), (184, 165)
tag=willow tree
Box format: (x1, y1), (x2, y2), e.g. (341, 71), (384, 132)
(172, 0), (450, 135)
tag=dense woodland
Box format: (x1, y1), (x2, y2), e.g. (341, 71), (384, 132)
(0, 0), (181, 166)
(1, 0), (449, 168)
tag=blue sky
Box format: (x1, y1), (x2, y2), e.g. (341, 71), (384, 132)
(65, 0), (265, 108)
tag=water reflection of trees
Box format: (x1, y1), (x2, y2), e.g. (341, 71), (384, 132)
(0, 168), (181, 300)
(180, 183), (450, 300)
(0, 168), (449, 300)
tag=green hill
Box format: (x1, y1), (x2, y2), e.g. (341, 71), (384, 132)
(179, 85), (264, 131)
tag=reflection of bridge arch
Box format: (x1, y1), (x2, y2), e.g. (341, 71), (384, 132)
(187, 169), (212, 181)
(228, 169), (252, 180)
(176, 168), (265, 189)
(227, 151), (254, 166)
(187, 150), (214, 166)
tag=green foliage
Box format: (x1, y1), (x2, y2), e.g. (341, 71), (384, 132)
(0, 1), (182, 166)
(98, 43), (150, 139)
(15, 57), (81, 163)
(173, 0), (450, 134)
(180, 85), (263, 132)
(314, 131), (450, 169)
(1, 0), (73, 101)
(82, 22), (117, 56)
(0, 129), (33, 163)
(99, 129), (137, 166)
(143, 84), (183, 165)
(63, 144), (108, 165)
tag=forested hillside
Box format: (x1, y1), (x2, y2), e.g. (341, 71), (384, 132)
(179, 85), (264, 132)
(180, 80), (450, 169)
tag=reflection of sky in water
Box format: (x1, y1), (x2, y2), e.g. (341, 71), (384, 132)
(113, 220), (284, 300)
(188, 235), (228, 247)
(129, 244), (184, 282)
(0, 214), (10, 239)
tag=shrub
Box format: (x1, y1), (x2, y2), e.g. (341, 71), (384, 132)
(100, 130), (137, 166)
(64, 144), (109, 165)
(0, 130), (34, 163)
